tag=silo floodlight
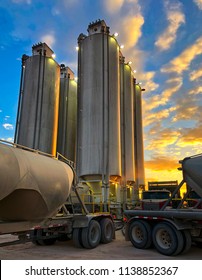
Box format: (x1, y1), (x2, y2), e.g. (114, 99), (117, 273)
(51, 53), (56, 59)
(76, 46), (79, 51)
(120, 45), (124, 49)
(113, 32), (119, 37)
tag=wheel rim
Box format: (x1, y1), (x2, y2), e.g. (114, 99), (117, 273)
(105, 223), (112, 238)
(131, 226), (144, 243)
(90, 226), (100, 243)
(156, 228), (172, 249)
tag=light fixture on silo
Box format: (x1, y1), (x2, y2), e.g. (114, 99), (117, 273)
(51, 53), (56, 59)
(113, 32), (119, 37)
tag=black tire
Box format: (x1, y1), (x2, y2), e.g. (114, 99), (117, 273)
(152, 222), (184, 256)
(72, 228), (83, 248)
(100, 218), (114, 243)
(57, 234), (71, 242)
(37, 238), (57, 245)
(194, 241), (202, 248)
(31, 229), (56, 245)
(128, 220), (152, 249)
(30, 229), (41, 245)
(181, 230), (192, 254)
(81, 220), (101, 249)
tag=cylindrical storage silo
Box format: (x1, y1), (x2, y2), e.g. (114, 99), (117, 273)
(134, 83), (145, 188)
(77, 20), (121, 181)
(0, 143), (73, 221)
(57, 65), (77, 162)
(15, 43), (60, 156)
(120, 62), (136, 183)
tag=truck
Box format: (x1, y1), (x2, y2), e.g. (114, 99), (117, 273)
(124, 154), (202, 256)
(0, 140), (115, 248)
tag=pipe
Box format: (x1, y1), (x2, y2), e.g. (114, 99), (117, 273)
(124, 208), (202, 220)
(14, 55), (27, 143)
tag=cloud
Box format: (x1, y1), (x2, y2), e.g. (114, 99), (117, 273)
(143, 106), (176, 127)
(41, 34), (55, 48)
(155, 1), (185, 51)
(2, 123), (14, 130)
(119, 14), (144, 50)
(145, 128), (180, 151)
(171, 97), (201, 122)
(103, 0), (125, 14)
(189, 68), (202, 81)
(161, 36), (202, 74)
(177, 125), (202, 147)
(145, 155), (180, 171)
(193, 0), (202, 10)
(188, 86), (202, 95)
(143, 78), (182, 113)
(104, 0), (144, 50)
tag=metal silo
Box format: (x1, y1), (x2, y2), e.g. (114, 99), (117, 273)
(15, 43), (60, 156)
(77, 20), (121, 182)
(57, 65), (77, 162)
(134, 83), (145, 188)
(120, 61), (136, 183)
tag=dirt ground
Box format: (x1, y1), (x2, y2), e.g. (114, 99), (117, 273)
(0, 230), (201, 260)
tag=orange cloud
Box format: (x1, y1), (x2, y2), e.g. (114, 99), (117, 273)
(161, 36), (202, 74)
(143, 107), (176, 127)
(145, 155), (180, 171)
(118, 14), (144, 50)
(177, 125), (202, 147)
(188, 86), (202, 95)
(189, 68), (202, 81)
(145, 128), (180, 151)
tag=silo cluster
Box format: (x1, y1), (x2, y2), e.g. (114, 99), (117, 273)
(14, 20), (145, 211)
(15, 43), (77, 160)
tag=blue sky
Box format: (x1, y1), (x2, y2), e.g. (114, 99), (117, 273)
(0, 0), (202, 183)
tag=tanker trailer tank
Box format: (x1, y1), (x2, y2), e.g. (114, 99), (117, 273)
(181, 155), (202, 197)
(0, 142), (74, 222)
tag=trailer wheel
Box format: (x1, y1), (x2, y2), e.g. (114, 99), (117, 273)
(100, 218), (114, 243)
(72, 228), (83, 248)
(30, 229), (41, 245)
(31, 229), (56, 245)
(128, 220), (152, 249)
(152, 222), (184, 256)
(36, 229), (57, 246)
(181, 230), (192, 254)
(81, 220), (101, 249)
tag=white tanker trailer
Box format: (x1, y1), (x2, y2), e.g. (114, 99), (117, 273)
(0, 140), (115, 248)
(124, 154), (202, 256)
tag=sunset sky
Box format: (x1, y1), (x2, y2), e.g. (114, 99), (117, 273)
(0, 0), (202, 187)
